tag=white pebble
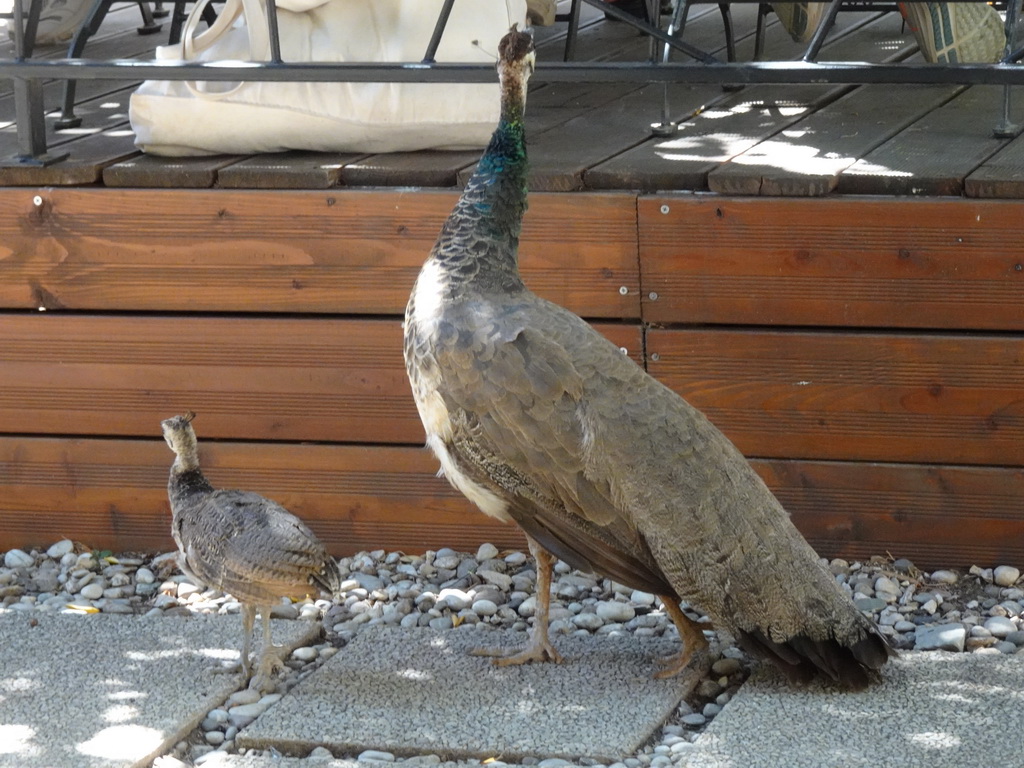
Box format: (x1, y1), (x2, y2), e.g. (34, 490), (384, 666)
(135, 567), (155, 584)
(631, 590), (657, 606)
(596, 600), (635, 623)
(46, 540), (74, 559)
(204, 731), (224, 746)
(177, 582), (201, 599)
(4, 549), (34, 569)
(437, 588), (472, 611)
(994, 566), (1021, 588)
(930, 570), (958, 584)
(358, 750), (396, 762)
(291, 646), (318, 662)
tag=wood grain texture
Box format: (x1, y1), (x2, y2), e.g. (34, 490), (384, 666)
(839, 85), (1024, 196)
(340, 151), (480, 188)
(0, 124), (139, 186)
(586, 11), (904, 191)
(217, 151), (367, 189)
(2, 436), (1018, 568)
(965, 129), (1024, 199)
(638, 196), (1024, 330)
(0, 314), (643, 444)
(0, 437), (525, 555)
(753, 459), (1024, 569)
(103, 154), (246, 188)
(0, 188), (640, 318)
(646, 328), (1024, 466)
(707, 81), (963, 196)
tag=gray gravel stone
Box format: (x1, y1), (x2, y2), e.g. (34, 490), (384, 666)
(478, 570), (513, 591)
(79, 583), (105, 600)
(470, 599), (497, 617)
(504, 551), (528, 566)
(711, 657), (742, 676)
(476, 543), (500, 562)
(854, 597), (886, 613)
(681, 714), (707, 728)
(915, 623), (966, 652)
(1004, 630), (1024, 646)
(572, 612), (604, 631)
(930, 569), (958, 584)
(350, 572), (384, 592)
(984, 616), (1017, 638)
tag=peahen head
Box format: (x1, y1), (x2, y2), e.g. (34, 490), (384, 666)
(496, 25), (535, 124)
(161, 411), (199, 468)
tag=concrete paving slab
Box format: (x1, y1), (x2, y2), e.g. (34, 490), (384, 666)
(0, 611), (319, 768)
(676, 651), (1024, 768)
(237, 626), (687, 762)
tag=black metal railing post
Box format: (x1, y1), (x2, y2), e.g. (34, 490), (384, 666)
(6, 0), (68, 166)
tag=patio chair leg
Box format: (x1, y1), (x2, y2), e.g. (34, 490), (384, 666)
(802, 0), (842, 63)
(54, 0), (110, 130)
(754, 3), (768, 61)
(652, 0), (693, 136)
(719, 3), (736, 62)
(562, 0), (582, 61)
(136, 1), (162, 35)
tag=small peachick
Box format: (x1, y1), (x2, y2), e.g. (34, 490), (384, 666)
(161, 412), (341, 692)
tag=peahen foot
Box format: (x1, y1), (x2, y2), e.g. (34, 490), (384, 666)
(247, 645), (286, 694)
(470, 637), (564, 666)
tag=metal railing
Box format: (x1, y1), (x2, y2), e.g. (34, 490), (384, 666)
(1, 0), (1022, 165)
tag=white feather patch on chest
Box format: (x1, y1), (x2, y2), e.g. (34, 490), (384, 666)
(411, 259), (446, 334)
(426, 433), (511, 523)
(409, 259), (509, 523)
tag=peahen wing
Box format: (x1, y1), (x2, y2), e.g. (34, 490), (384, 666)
(431, 299), (673, 596)
(178, 490), (338, 604)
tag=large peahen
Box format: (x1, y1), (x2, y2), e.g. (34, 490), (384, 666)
(161, 412), (341, 692)
(403, 27), (893, 689)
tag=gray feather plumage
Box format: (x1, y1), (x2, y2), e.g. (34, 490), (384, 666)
(404, 27), (891, 688)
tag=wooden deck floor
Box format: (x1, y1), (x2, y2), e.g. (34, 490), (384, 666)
(2, 2), (1023, 195)
(1, 4), (1022, 569)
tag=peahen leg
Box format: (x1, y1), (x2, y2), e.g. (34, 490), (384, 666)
(248, 606), (285, 693)
(654, 597), (711, 680)
(471, 536), (563, 666)
(240, 603), (257, 678)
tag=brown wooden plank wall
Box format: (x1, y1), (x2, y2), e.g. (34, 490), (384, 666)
(1, 189), (1022, 568)
(640, 195), (1024, 569)
(0, 189), (639, 318)
(0, 188), (640, 556)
